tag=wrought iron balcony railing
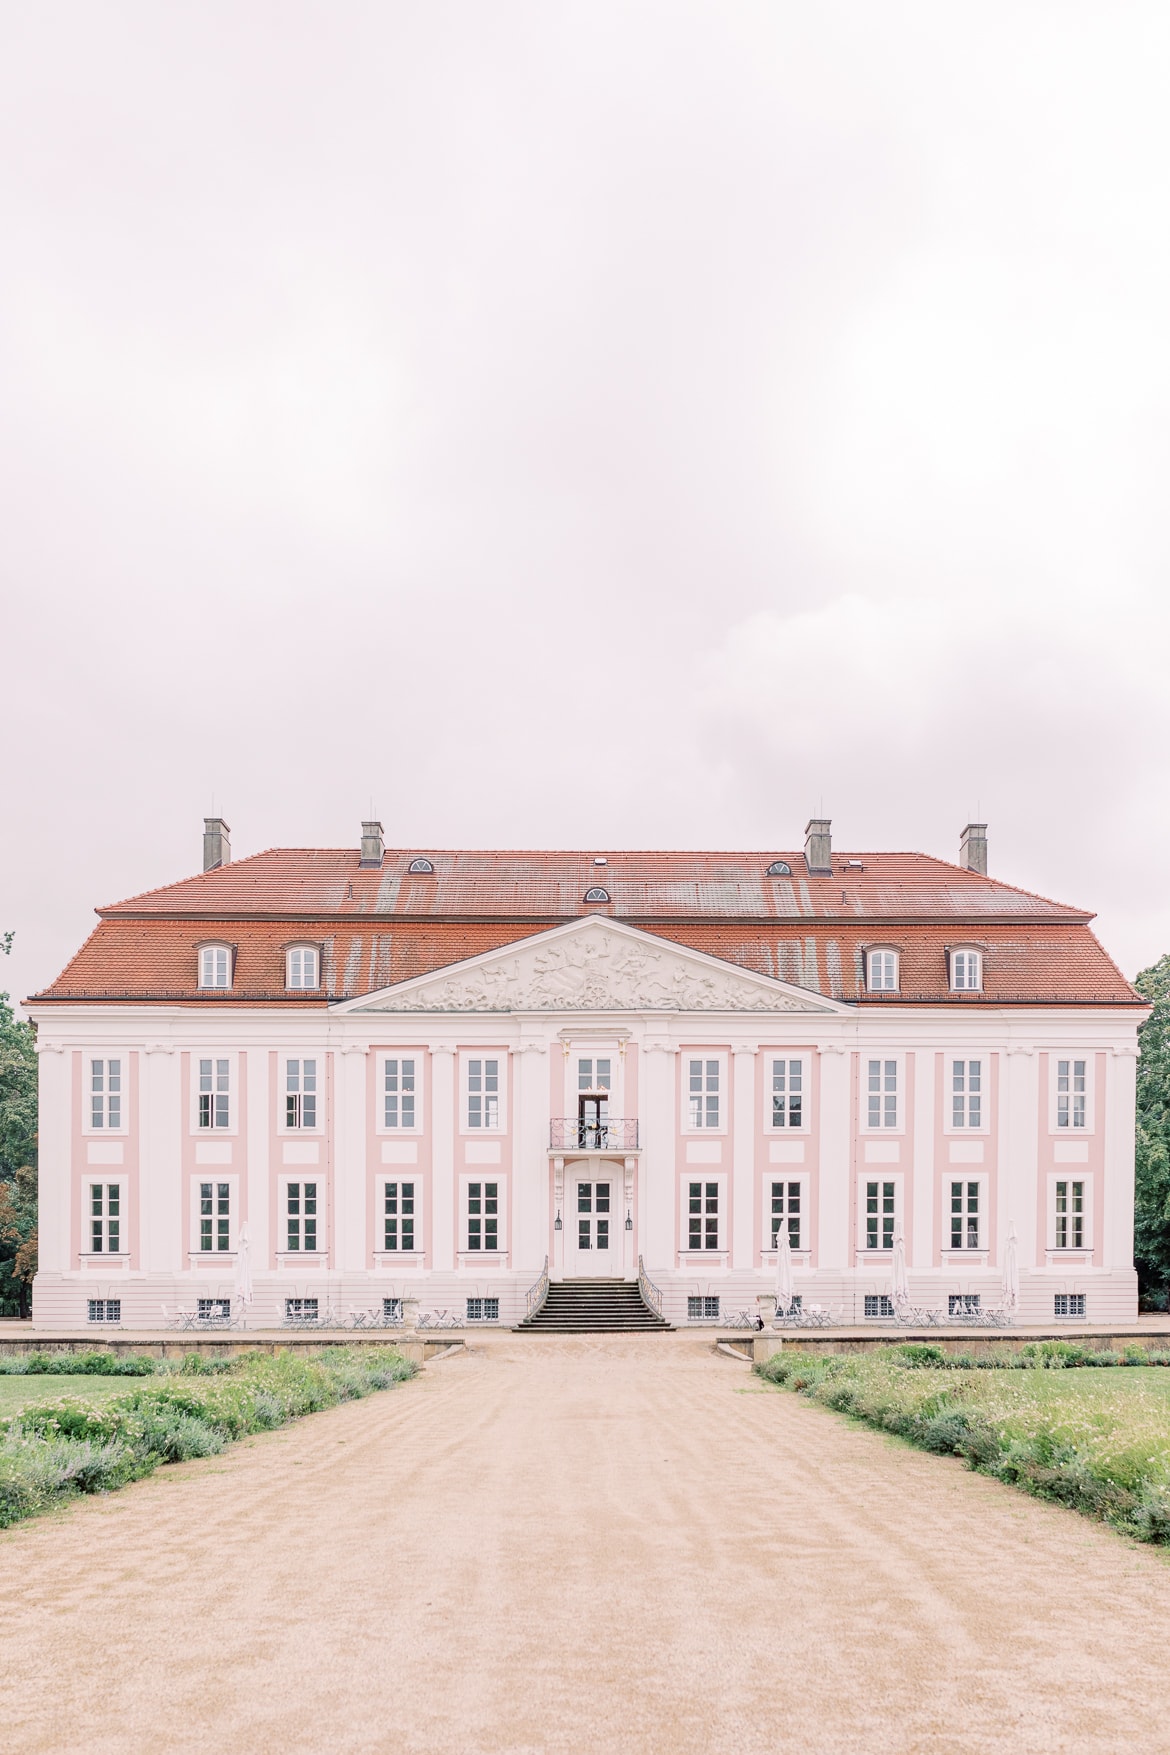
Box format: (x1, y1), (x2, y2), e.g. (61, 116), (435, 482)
(549, 1118), (640, 1151)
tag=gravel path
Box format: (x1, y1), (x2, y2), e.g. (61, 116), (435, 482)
(4, 1333), (1170, 1754)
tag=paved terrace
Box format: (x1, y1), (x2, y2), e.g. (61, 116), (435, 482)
(4, 1331), (1170, 1754)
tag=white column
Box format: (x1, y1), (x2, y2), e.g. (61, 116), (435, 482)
(512, 1042), (548, 1274)
(911, 1050), (934, 1269)
(246, 1048), (270, 1264)
(35, 1045), (70, 1272)
(334, 1046), (367, 1272)
(430, 1046), (456, 1271)
(641, 1041), (677, 1270)
(731, 1046), (756, 1270)
(816, 1045), (851, 1268)
(142, 1046), (181, 1273)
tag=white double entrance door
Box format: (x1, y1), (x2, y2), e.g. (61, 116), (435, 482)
(566, 1173), (620, 1276)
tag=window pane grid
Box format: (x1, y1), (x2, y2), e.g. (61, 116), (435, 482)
(949, 1179), (980, 1249)
(687, 1059), (720, 1129)
(1054, 1179), (1085, 1249)
(384, 1059), (417, 1129)
(90, 1058), (122, 1130)
(771, 1060), (803, 1129)
(467, 1181), (499, 1250)
(770, 1180), (801, 1250)
(467, 1059), (500, 1129)
(1057, 1059), (1087, 1129)
(286, 1059), (318, 1130)
(867, 1060), (898, 1129)
(89, 1183), (121, 1253)
(383, 1181), (416, 1251)
(286, 1181), (318, 1251)
(950, 1059), (982, 1129)
(865, 1180), (896, 1250)
(687, 1180), (720, 1250)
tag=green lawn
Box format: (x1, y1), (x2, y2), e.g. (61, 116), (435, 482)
(758, 1351), (1170, 1542)
(0, 1375), (143, 1416)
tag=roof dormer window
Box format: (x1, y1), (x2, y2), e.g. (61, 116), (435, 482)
(866, 948), (899, 992)
(584, 886), (610, 903)
(949, 948), (983, 992)
(407, 857), (434, 874)
(198, 944), (233, 990)
(286, 945), (320, 990)
(766, 860), (792, 877)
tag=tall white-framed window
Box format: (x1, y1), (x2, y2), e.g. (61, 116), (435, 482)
(197, 1057), (231, 1130)
(769, 1058), (806, 1129)
(866, 949), (899, 992)
(948, 1179), (982, 1250)
(198, 944), (233, 990)
(1055, 1058), (1089, 1130)
(865, 1058), (900, 1130)
(382, 1057), (419, 1130)
(950, 948), (983, 992)
(577, 1056), (613, 1092)
(685, 1179), (721, 1251)
(949, 1059), (984, 1130)
(769, 1179), (803, 1250)
(466, 1180), (500, 1251)
(87, 1057), (126, 1132)
(862, 1179), (898, 1251)
(284, 1058), (319, 1130)
(465, 1057), (504, 1131)
(286, 945), (319, 990)
(197, 1180), (233, 1252)
(284, 1180), (320, 1251)
(1052, 1178), (1087, 1249)
(87, 1181), (124, 1253)
(684, 1056), (724, 1131)
(381, 1180), (418, 1252)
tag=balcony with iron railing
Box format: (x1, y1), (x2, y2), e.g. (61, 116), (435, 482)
(549, 1118), (640, 1152)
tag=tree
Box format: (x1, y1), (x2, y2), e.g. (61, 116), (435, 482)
(1134, 952), (1170, 1307)
(0, 936), (37, 1317)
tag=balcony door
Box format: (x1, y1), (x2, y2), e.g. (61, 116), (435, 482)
(567, 1176), (619, 1276)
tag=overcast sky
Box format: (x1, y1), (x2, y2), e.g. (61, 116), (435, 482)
(2, 1), (1168, 1010)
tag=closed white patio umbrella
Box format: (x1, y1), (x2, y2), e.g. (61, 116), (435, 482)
(776, 1225), (795, 1314)
(1002, 1223), (1020, 1320)
(234, 1223), (254, 1309)
(892, 1230), (911, 1311)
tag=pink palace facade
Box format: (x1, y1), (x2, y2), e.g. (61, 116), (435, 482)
(27, 818), (1146, 1329)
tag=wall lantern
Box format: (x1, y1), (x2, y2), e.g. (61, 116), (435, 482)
(554, 1209), (562, 1232)
(625, 1209), (633, 1232)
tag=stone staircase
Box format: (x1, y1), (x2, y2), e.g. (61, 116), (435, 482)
(518, 1277), (672, 1334)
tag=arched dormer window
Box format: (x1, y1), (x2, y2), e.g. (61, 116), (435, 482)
(407, 857), (434, 874)
(584, 886), (610, 903)
(286, 945), (320, 990)
(949, 947), (983, 992)
(198, 944), (233, 990)
(866, 948), (899, 992)
(765, 860), (792, 877)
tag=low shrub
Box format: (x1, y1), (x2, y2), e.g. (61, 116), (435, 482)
(0, 1351), (158, 1377)
(0, 1347), (416, 1529)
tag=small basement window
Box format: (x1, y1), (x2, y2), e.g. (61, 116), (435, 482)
(584, 887), (610, 903)
(197, 1298), (232, 1321)
(407, 858), (434, 873)
(382, 1298), (403, 1323)
(948, 1293), (981, 1316)
(864, 1295), (894, 1318)
(687, 1295), (721, 1322)
(285, 1298), (319, 1323)
(87, 1299), (121, 1323)
(766, 861), (792, 877)
(1054, 1293), (1087, 1319)
(466, 1297), (500, 1322)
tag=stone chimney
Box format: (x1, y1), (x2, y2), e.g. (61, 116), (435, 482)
(359, 820), (385, 868)
(804, 818), (832, 875)
(203, 817), (231, 872)
(960, 822), (988, 875)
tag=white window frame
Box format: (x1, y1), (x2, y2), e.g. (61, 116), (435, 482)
(279, 1053), (324, 1133)
(461, 1053), (507, 1135)
(279, 1175), (325, 1254)
(198, 943), (234, 990)
(379, 1176), (422, 1254)
(285, 944), (320, 990)
(765, 1054), (810, 1131)
(1049, 1174), (1092, 1251)
(83, 1052), (129, 1135)
(866, 948), (900, 992)
(83, 1176), (128, 1255)
(944, 1055), (989, 1134)
(190, 1052), (238, 1135)
(1049, 1054), (1094, 1134)
(680, 1052), (728, 1135)
(378, 1053), (424, 1134)
(949, 947), (983, 992)
(857, 1174), (903, 1253)
(192, 1174), (238, 1254)
(462, 1175), (506, 1253)
(860, 1054), (905, 1133)
(680, 1173), (727, 1254)
(765, 1173), (809, 1252)
(945, 1175), (986, 1251)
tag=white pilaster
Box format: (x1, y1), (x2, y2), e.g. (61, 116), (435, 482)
(911, 1050), (934, 1269)
(817, 1046), (851, 1268)
(35, 1045), (70, 1272)
(512, 1042), (548, 1275)
(1003, 1045), (1038, 1265)
(1105, 1048), (1138, 1270)
(335, 1045), (367, 1272)
(246, 1048), (270, 1262)
(641, 1041), (676, 1269)
(430, 1046), (456, 1271)
(732, 1046), (756, 1270)
(142, 1046), (181, 1273)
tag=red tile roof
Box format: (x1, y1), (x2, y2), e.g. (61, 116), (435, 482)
(31, 843), (1140, 1009)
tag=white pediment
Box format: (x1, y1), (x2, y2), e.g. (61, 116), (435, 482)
(334, 918), (851, 1015)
